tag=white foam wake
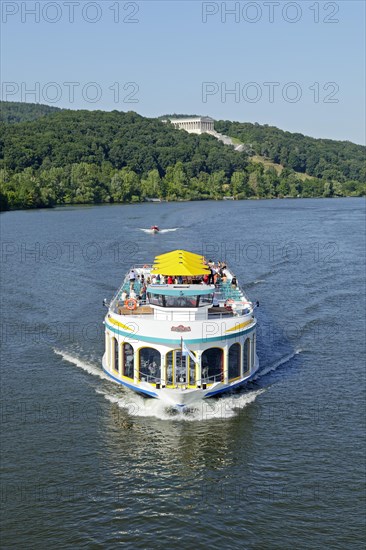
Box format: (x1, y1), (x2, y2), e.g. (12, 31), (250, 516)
(97, 387), (266, 422)
(139, 228), (178, 234)
(54, 348), (266, 421)
(53, 349), (110, 381)
(253, 348), (303, 380)
(245, 279), (265, 287)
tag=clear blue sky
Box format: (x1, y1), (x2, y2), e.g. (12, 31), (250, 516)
(1, 0), (365, 143)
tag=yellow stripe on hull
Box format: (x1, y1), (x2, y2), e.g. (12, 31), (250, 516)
(225, 319), (254, 333)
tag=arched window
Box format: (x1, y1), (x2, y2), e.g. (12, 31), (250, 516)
(201, 348), (223, 383)
(175, 351), (187, 384)
(165, 350), (196, 386)
(228, 343), (241, 380)
(243, 338), (250, 374)
(112, 337), (118, 373)
(122, 343), (134, 379)
(252, 334), (256, 368)
(139, 348), (161, 383)
(166, 350), (174, 386)
(105, 333), (110, 368)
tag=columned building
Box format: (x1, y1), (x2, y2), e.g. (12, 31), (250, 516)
(168, 116), (214, 135)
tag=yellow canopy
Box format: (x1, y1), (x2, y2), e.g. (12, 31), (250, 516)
(154, 257), (206, 269)
(154, 249), (206, 262)
(151, 249), (210, 276)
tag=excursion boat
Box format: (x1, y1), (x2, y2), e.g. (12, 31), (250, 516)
(102, 250), (259, 407)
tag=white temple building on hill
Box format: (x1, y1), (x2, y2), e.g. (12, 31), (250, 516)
(168, 116), (215, 134)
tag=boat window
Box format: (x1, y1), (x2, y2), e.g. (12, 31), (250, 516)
(252, 335), (256, 368)
(122, 343), (134, 379)
(199, 294), (214, 306)
(139, 347), (161, 382)
(243, 338), (250, 374)
(201, 348), (223, 383)
(106, 333), (110, 368)
(175, 352), (187, 383)
(228, 343), (241, 380)
(147, 293), (213, 308)
(112, 337), (119, 373)
(189, 356), (196, 385)
(164, 295), (198, 308)
(166, 351), (174, 385)
(147, 293), (165, 307)
(165, 350), (196, 385)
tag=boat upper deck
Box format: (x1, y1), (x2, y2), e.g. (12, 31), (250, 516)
(109, 264), (254, 320)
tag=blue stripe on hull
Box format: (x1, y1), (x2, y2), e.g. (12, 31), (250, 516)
(102, 365), (258, 402)
(102, 366), (158, 398)
(205, 371), (258, 397)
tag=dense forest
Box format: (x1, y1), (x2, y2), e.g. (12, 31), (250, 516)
(0, 101), (62, 124)
(0, 102), (364, 211)
(215, 120), (365, 184)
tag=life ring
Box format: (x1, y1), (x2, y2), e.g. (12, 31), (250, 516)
(125, 298), (137, 310)
(224, 299), (234, 310)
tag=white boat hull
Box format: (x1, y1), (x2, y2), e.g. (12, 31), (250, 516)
(102, 354), (260, 407)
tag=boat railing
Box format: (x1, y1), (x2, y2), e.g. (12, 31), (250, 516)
(201, 373), (223, 384)
(138, 371), (161, 384)
(208, 311), (254, 320)
(131, 264), (154, 270)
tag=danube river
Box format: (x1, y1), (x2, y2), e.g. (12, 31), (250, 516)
(1, 198), (365, 549)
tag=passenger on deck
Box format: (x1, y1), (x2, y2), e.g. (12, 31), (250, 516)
(208, 265), (215, 285)
(231, 276), (237, 288)
(167, 275), (173, 284)
(140, 284), (147, 302)
(129, 269), (136, 290)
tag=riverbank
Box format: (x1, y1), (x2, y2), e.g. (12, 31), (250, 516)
(1, 193), (362, 213)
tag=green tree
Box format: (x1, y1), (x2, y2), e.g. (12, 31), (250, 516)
(110, 168), (140, 202)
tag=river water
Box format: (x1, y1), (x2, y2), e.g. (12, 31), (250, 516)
(1, 198), (365, 549)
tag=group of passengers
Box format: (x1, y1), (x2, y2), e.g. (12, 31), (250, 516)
(121, 260), (237, 310)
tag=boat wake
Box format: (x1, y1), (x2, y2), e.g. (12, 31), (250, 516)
(53, 348), (111, 382)
(53, 348), (265, 421)
(139, 228), (178, 234)
(245, 279), (266, 288)
(97, 387), (266, 421)
(54, 347), (304, 421)
(253, 348), (304, 380)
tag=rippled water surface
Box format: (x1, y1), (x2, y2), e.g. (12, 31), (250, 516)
(1, 199), (365, 549)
